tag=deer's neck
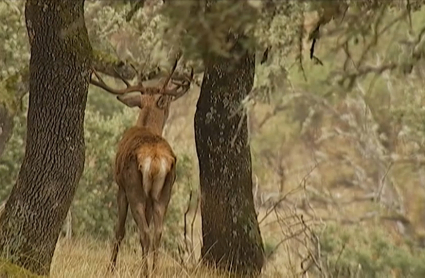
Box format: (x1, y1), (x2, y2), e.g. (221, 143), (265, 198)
(136, 108), (165, 137)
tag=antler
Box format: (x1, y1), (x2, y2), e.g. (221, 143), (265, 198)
(90, 67), (145, 95)
(160, 60), (194, 101)
(90, 58), (193, 99)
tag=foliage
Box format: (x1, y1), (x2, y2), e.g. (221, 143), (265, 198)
(0, 96), (26, 194)
(85, 1), (172, 74)
(318, 223), (425, 278)
(0, 0), (28, 110)
(0, 1), (28, 80)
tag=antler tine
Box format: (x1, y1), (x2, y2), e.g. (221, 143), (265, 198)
(165, 66), (194, 100)
(91, 68), (105, 86)
(90, 67), (145, 96)
(189, 66), (194, 82)
(160, 59), (179, 92)
(169, 66), (194, 87)
(183, 66), (194, 89)
(112, 68), (134, 88)
(90, 68), (122, 94)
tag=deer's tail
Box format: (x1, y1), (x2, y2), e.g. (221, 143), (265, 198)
(138, 155), (171, 196)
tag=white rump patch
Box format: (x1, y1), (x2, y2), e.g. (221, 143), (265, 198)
(141, 157), (169, 199)
(151, 158), (168, 200)
(142, 157), (152, 194)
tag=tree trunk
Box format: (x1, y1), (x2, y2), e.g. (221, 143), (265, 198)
(0, 0), (92, 275)
(194, 43), (265, 276)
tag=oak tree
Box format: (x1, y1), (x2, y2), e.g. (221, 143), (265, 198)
(0, 0), (92, 275)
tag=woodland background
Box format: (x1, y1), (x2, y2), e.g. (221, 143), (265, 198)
(2, 0), (425, 277)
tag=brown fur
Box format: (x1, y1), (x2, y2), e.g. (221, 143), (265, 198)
(136, 146), (175, 179)
(114, 126), (176, 186)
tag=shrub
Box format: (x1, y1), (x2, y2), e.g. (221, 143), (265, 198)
(317, 223), (425, 278)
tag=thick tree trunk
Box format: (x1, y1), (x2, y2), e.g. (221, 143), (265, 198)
(0, 0), (92, 275)
(194, 45), (265, 275)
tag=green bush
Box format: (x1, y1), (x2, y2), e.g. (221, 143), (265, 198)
(317, 223), (425, 278)
(0, 96), (27, 198)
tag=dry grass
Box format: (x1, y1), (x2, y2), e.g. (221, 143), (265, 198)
(51, 239), (205, 277)
(50, 232), (295, 278)
(51, 201), (315, 277)
(51, 238), (209, 278)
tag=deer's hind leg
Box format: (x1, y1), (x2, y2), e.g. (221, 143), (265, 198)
(125, 161), (151, 277)
(109, 185), (128, 272)
(151, 165), (176, 271)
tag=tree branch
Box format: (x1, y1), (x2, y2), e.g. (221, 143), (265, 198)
(92, 49), (138, 80)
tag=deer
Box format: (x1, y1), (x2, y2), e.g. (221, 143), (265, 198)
(89, 58), (193, 277)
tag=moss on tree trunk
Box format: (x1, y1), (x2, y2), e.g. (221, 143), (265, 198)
(0, 0), (92, 275)
(194, 43), (265, 276)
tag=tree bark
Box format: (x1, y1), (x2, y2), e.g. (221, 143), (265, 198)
(194, 43), (265, 275)
(0, 0), (92, 275)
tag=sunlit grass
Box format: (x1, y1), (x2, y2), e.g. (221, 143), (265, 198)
(50, 234), (293, 278)
(50, 206), (311, 278)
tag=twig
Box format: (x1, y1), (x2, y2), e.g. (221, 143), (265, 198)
(376, 162), (393, 202)
(259, 163), (318, 225)
(333, 242), (347, 275)
(190, 193), (199, 257)
(183, 189), (193, 253)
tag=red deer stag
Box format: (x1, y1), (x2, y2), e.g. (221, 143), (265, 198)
(90, 59), (193, 276)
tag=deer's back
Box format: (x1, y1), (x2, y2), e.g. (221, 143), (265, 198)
(114, 126), (175, 186)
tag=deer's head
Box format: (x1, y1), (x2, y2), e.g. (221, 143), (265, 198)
(90, 59), (193, 135)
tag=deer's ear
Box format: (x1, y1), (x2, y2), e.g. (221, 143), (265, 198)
(116, 94), (142, 109)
